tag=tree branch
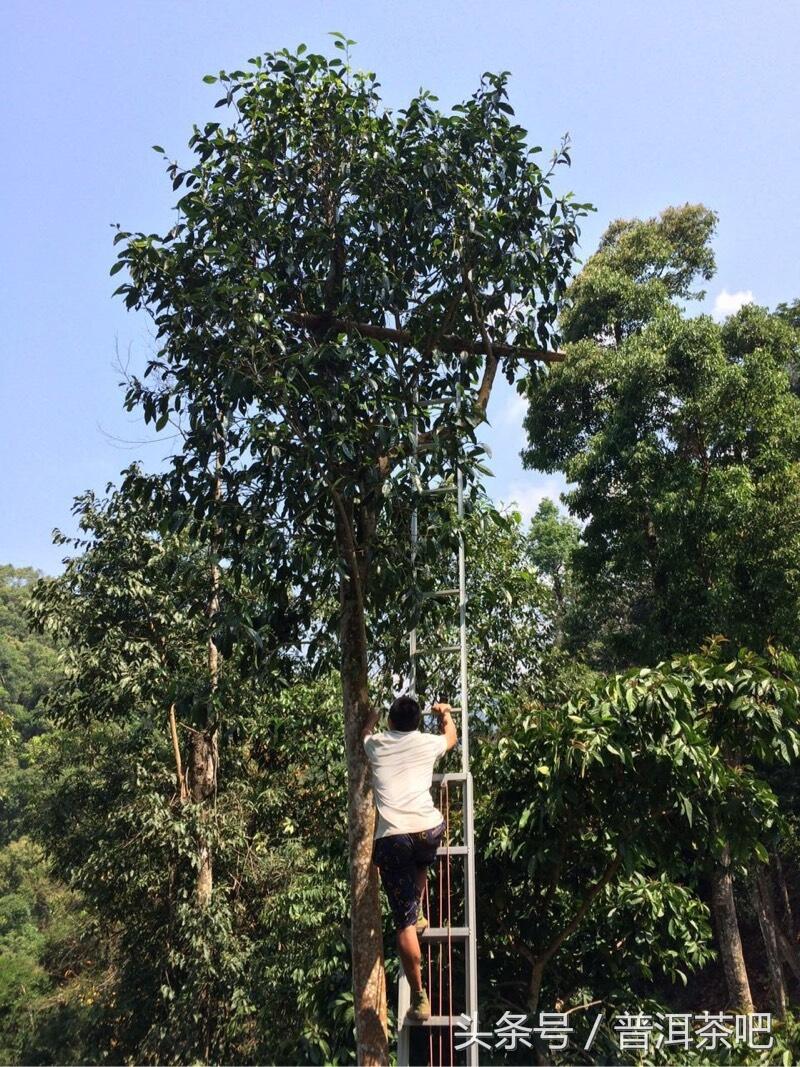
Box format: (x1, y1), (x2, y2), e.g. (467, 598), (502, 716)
(538, 850), (624, 967)
(169, 702), (189, 801)
(329, 480), (368, 621)
(463, 269), (500, 418)
(283, 311), (563, 364)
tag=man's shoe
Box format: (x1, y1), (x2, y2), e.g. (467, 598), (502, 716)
(416, 905), (429, 935)
(407, 987), (431, 1022)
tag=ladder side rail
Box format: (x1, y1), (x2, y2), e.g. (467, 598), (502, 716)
(398, 381), (420, 1067)
(457, 380), (480, 1065)
(397, 980), (411, 1066)
(456, 442), (469, 774)
(399, 373), (482, 1065)
(409, 381), (419, 700)
(464, 771), (480, 1067)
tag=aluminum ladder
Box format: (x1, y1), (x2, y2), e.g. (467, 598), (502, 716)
(397, 384), (480, 1067)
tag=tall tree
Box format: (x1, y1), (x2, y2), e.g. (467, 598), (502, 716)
(559, 203), (717, 347)
(111, 40), (587, 1061)
(526, 498), (580, 646)
(774, 297), (800, 393)
(27, 484), (350, 1064)
(477, 639), (800, 1032)
(523, 205), (800, 666)
(0, 566), (55, 759)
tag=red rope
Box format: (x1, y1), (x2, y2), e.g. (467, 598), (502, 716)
(437, 824), (444, 1067)
(444, 782), (454, 1066)
(426, 775), (458, 1066)
(425, 878), (433, 1067)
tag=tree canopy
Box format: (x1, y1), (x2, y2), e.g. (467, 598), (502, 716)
(523, 205), (800, 665)
(105, 40), (590, 1063)
(6, 36), (800, 1067)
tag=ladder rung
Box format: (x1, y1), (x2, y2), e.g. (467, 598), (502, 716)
(422, 588), (460, 599)
(420, 926), (470, 942)
(437, 845), (468, 856)
(432, 771), (467, 783)
(413, 645), (461, 656)
(404, 1014), (466, 1028)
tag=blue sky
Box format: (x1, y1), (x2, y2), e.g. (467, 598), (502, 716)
(2, 0), (798, 574)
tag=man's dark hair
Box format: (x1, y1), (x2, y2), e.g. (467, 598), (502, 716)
(389, 695), (421, 732)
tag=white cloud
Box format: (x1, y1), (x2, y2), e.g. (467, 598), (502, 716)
(713, 289), (754, 320)
(499, 477), (567, 525)
(499, 390), (528, 427)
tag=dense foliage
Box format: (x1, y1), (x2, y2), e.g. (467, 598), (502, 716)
(4, 40), (800, 1067)
(524, 206), (800, 668)
(104, 36), (589, 1063)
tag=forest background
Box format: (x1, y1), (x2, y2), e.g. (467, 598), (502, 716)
(2, 4), (800, 1066)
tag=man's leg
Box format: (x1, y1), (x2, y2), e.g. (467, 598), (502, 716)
(375, 843), (426, 991)
(413, 821), (444, 925)
(392, 868), (425, 991)
(396, 923), (423, 993)
(374, 834), (431, 1018)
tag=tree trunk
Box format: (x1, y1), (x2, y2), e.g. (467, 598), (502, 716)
(339, 570), (388, 1065)
(776, 927), (800, 984)
(641, 510), (671, 640)
(169, 702), (189, 801)
(552, 572), (565, 648)
(188, 724), (218, 907)
(749, 867), (787, 1017)
(765, 851), (800, 987)
(190, 428), (224, 909)
(771, 849), (795, 941)
(710, 844), (754, 1012)
(526, 961), (552, 1066)
(521, 852), (623, 1066)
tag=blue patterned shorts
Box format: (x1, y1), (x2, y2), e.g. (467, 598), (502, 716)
(372, 820), (446, 931)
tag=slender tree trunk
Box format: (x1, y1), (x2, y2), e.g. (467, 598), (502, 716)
(169, 703), (189, 801)
(188, 428), (224, 909)
(203, 605), (220, 1067)
(765, 851), (800, 987)
(520, 852), (623, 1065)
(552, 571), (565, 648)
(749, 868), (787, 1017)
(188, 723), (218, 906)
(641, 510), (671, 640)
(526, 961), (552, 1067)
(772, 850), (795, 941)
(338, 559), (388, 1065)
(710, 844), (754, 1012)
(776, 928), (800, 984)
(526, 958), (545, 1018)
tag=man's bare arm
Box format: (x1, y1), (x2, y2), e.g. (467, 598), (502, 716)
(361, 706), (380, 742)
(432, 702), (458, 751)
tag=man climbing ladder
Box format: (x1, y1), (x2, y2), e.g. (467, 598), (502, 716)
(362, 697), (459, 1021)
(366, 379), (481, 1067)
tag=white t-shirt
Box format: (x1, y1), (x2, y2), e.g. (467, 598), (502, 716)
(363, 729), (449, 839)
